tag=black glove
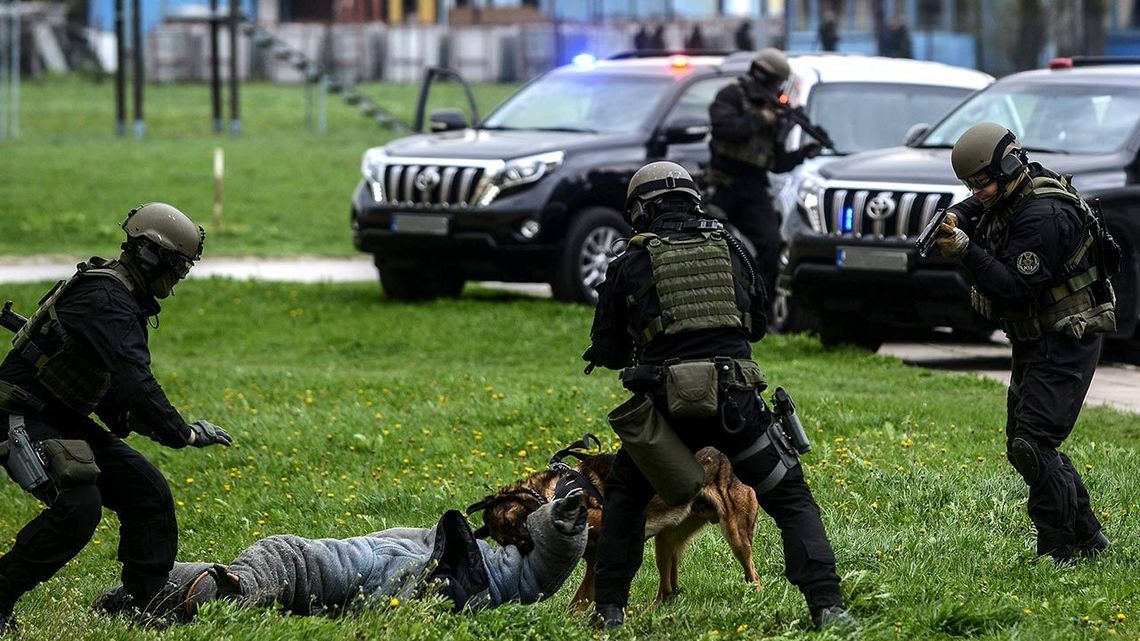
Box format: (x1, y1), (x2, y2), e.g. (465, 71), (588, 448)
(800, 141), (823, 159)
(187, 420), (233, 448)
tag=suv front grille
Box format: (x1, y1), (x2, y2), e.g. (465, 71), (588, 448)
(382, 164), (487, 207)
(822, 186), (957, 239)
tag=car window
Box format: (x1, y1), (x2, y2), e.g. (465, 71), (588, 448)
(665, 76), (735, 123)
(922, 83), (1140, 154)
(482, 72), (674, 134)
(805, 82), (974, 154)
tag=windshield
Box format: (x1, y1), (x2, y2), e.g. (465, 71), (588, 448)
(482, 72), (672, 134)
(806, 82), (973, 154)
(921, 82), (1140, 154)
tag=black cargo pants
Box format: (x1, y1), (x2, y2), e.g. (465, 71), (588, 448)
(1006, 332), (1104, 558)
(0, 412), (177, 613)
(710, 178), (780, 307)
(593, 388), (843, 611)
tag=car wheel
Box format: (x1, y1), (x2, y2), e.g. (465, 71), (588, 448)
(818, 313), (884, 351)
(378, 265), (465, 302)
(771, 286), (815, 334)
(551, 207), (629, 304)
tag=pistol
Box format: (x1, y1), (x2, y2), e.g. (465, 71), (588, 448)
(772, 387), (811, 454)
(914, 208), (950, 258)
(1, 301), (27, 334)
(7, 419), (52, 494)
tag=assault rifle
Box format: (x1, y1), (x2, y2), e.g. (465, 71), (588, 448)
(914, 208), (952, 258)
(1, 301), (27, 334)
(749, 84), (837, 153)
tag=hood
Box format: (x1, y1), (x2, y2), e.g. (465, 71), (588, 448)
(381, 128), (640, 161)
(820, 146), (1130, 189)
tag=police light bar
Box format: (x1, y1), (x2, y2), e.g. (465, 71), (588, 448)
(668, 55), (691, 69)
(572, 53), (597, 70)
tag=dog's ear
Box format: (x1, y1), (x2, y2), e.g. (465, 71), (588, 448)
(466, 497), (492, 515)
(473, 524), (490, 539)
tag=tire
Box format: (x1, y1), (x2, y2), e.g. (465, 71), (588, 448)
(551, 207), (629, 304)
(378, 265), (465, 302)
(771, 286), (819, 334)
(818, 313), (884, 351)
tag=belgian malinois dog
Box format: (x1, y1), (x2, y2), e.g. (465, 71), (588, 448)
(467, 436), (760, 607)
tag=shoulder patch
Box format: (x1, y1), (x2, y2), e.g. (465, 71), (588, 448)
(1016, 251), (1041, 276)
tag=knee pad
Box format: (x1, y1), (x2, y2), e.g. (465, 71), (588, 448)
(1008, 438), (1040, 484)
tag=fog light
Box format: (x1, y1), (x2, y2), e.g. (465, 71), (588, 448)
(519, 218), (541, 240)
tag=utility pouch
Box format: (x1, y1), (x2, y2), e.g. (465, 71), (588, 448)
(608, 394), (704, 506)
(664, 361), (719, 418)
(41, 439), (100, 487)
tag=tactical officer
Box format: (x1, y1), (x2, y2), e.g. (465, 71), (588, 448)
(583, 162), (856, 631)
(708, 47), (822, 309)
(0, 203), (233, 634)
(937, 123), (1118, 562)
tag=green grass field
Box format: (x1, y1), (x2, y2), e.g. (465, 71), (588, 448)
(0, 77), (517, 258)
(0, 279), (1135, 640)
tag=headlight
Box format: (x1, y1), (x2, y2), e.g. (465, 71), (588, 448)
(795, 171), (825, 233)
(361, 147), (388, 201)
(497, 151), (564, 190)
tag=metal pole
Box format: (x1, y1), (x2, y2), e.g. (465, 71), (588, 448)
(304, 73), (313, 129)
(317, 72), (327, 134)
(10, 0), (17, 138)
(131, 0), (143, 138)
(2, 0), (9, 140)
(114, 0), (125, 135)
(209, 0), (221, 132)
(228, 0), (240, 133)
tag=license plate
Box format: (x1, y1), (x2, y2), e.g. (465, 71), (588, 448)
(391, 215), (449, 235)
(835, 246), (909, 272)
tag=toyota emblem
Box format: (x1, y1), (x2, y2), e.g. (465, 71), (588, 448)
(866, 194), (897, 221)
(415, 168), (441, 192)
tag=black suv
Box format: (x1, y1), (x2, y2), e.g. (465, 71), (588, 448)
(351, 53), (753, 303)
(781, 59), (1140, 352)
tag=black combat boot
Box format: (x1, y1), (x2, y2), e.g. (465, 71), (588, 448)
(1076, 531), (1111, 558)
(590, 603), (625, 629)
(811, 605), (860, 632)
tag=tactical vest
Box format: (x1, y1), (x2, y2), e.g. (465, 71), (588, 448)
(11, 258), (137, 414)
(709, 80), (776, 173)
(626, 231), (752, 344)
(971, 175), (1116, 341)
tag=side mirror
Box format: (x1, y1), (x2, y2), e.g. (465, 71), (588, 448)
(903, 123), (930, 147)
(429, 108), (468, 132)
(662, 116), (710, 144)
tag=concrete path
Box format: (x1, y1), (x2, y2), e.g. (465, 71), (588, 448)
(1, 257), (1135, 413)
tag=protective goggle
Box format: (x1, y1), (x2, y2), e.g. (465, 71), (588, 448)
(962, 172), (996, 191)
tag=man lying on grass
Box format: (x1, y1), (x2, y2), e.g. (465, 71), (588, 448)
(94, 492), (588, 624)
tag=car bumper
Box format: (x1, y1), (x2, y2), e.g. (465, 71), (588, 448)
(784, 234), (989, 329)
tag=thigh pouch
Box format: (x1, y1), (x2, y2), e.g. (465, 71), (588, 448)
(607, 394), (704, 506)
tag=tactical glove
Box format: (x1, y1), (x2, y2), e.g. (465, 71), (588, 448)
(937, 223), (970, 259)
(187, 420), (233, 447)
(801, 141), (823, 159)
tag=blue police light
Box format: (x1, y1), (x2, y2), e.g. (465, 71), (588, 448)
(572, 53), (597, 70)
(841, 207), (854, 233)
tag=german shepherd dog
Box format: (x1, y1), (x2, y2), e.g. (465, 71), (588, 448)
(467, 435), (760, 607)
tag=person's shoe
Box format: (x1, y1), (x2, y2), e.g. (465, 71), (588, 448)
(1075, 531), (1111, 558)
(590, 603), (625, 629)
(812, 605), (860, 632)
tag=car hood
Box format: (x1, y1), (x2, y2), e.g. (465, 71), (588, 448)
(380, 129), (640, 161)
(820, 146), (1129, 188)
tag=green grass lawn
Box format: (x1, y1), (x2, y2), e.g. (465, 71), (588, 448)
(0, 279), (1135, 640)
(0, 77), (518, 258)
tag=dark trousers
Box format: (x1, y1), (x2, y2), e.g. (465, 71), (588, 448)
(1006, 332), (1103, 557)
(0, 413), (177, 612)
(594, 389), (842, 611)
(710, 179), (780, 306)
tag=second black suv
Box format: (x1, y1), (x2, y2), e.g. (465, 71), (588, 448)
(782, 59), (1140, 352)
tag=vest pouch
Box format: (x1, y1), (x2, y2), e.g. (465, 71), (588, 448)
(607, 395), (704, 506)
(41, 439), (100, 487)
(34, 338), (111, 415)
(665, 361), (720, 418)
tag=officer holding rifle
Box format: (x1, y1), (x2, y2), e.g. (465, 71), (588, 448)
(583, 161), (856, 631)
(0, 203), (233, 634)
(931, 123), (1119, 563)
(707, 47), (830, 310)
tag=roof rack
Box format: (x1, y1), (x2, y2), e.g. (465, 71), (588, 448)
(1049, 56), (1140, 69)
(607, 49), (740, 60)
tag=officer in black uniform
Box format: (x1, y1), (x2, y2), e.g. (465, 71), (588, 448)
(584, 162), (856, 631)
(708, 47), (822, 311)
(0, 203), (233, 634)
(936, 123), (1118, 562)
